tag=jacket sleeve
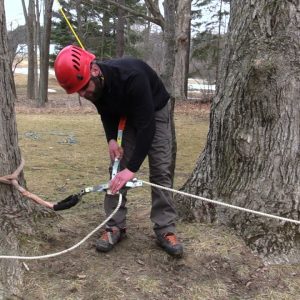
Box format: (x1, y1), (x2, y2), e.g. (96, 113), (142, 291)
(100, 113), (119, 142)
(125, 74), (156, 173)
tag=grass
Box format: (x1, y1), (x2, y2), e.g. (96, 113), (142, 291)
(17, 113), (209, 205)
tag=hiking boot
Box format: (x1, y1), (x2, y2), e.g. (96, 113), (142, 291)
(95, 226), (126, 253)
(156, 232), (183, 257)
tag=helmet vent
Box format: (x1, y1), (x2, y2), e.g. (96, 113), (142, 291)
(73, 64), (80, 71)
(72, 47), (81, 56)
(72, 58), (80, 71)
(71, 53), (80, 61)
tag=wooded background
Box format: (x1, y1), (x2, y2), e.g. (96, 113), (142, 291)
(6, 0), (229, 105)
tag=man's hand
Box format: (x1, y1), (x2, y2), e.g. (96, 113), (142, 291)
(109, 168), (135, 194)
(108, 139), (124, 161)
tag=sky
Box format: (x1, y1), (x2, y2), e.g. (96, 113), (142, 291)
(4, 0), (60, 29)
(4, 0), (25, 28)
(4, 0), (229, 32)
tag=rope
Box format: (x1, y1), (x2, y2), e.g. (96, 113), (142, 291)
(0, 159), (54, 209)
(55, 0), (85, 49)
(1, 178), (300, 260)
(142, 180), (300, 225)
(0, 194), (122, 260)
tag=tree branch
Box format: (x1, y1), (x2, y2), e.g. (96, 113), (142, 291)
(103, 0), (165, 29)
(144, 0), (163, 22)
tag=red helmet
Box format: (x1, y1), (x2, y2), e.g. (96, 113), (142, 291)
(54, 45), (96, 94)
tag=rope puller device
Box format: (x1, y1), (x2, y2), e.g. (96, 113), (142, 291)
(1, 0), (300, 260)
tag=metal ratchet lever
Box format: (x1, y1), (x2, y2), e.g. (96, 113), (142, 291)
(79, 179), (143, 196)
(111, 158), (120, 179)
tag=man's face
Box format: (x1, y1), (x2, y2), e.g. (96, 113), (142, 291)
(78, 63), (103, 102)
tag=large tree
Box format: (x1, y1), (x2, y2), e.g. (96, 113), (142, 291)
(0, 1), (43, 296)
(176, 0), (300, 261)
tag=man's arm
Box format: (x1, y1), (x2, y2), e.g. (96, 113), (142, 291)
(125, 73), (156, 173)
(100, 114), (119, 143)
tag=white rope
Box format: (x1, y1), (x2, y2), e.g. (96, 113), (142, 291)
(2, 179), (300, 261)
(0, 194), (123, 260)
(142, 180), (300, 225)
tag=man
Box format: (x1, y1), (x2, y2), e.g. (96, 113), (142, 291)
(54, 45), (183, 257)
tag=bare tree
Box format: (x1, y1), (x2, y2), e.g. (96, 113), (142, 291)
(176, 0), (300, 261)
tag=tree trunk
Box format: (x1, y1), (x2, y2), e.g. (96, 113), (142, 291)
(24, 0), (36, 100)
(176, 0), (300, 261)
(38, 0), (54, 107)
(34, 0), (39, 100)
(101, 10), (110, 59)
(75, 0), (86, 47)
(161, 0), (177, 181)
(0, 1), (39, 296)
(173, 0), (191, 101)
(161, 0), (176, 94)
(116, 0), (125, 57)
(143, 7), (151, 61)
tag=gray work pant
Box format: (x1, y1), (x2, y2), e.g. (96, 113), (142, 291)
(103, 101), (177, 236)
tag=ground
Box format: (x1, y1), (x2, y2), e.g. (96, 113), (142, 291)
(8, 83), (300, 299)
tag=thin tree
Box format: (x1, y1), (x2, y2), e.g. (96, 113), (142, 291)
(176, 0), (300, 261)
(21, 0), (37, 100)
(38, 0), (54, 107)
(116, 0), (125, 57)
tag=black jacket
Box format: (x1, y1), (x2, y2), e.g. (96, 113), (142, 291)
(94, 58), (170, 172)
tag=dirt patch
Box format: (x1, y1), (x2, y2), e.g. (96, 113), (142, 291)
(22, 209), (299, 300)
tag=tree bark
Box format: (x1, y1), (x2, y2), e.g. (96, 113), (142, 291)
(0, 1), (48, 296)
(173, 0), (191, 101)
(22, 0), (36, 100)
(161, 0), (176, 94)
(176, 0), (300, 261)
(38, 0), (54, 107)
(34, 0), (39, 99)
(116, 0), (125, 57)
(1, 2), (27, 297)
(161, 0), (177, 183)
